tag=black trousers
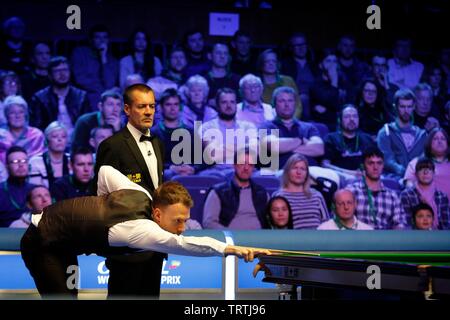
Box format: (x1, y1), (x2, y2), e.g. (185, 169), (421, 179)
(105, 252), (164, 299)
(20, 225), (79, 299)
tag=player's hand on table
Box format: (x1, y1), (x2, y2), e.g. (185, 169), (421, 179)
(224, 245), (272, 262)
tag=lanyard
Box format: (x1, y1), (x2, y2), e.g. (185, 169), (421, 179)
(333, 216), (355, 230)
(340, 132), (359, 153)
(2, 181), (22, 210)
(362, 178), (378, 226)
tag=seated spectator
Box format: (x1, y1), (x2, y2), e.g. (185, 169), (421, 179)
(281, 32), (318, 121)
(421, 64), (447, 111)
(265, 195), (293, 229)
(0, 71), (21, 127)
(3, 95), (45, 158)
(370, 55), (400, 109)
(29, 56), (91, 136)
(412, 203), (435, 230)
(203, 43), (240, 108)
(387, 37), (424, 90)
(236, 74), (275, 126)
(20, 41), (52, 102)
(357, 78), (393, 138)
(345, 147), (407, 229)
(0, 17), (29, 74)
(197, 88), (257, 177)
(438, 48), (450, 95)
(183, 29), (211, 78)
(28, 121), (71, 188)
(310, 50), (350, 131)
(257, 49), (302, 118)
(273, 154), (329, 229)
(322, 104), (376, 182)
(150, 88), (198, 180)
(71, 89), (123, 153)
(400, 157), (449, 230)
(377, 88), (427, 179)
(119, 28), (162, 90)
(51, 147), (94, 201)
(202, 148), (269, 229)
(336, 35), (371, 102)
(404, 129), (450, 197)
(70, 24), (119, 108)
(230, 30), (257, 77)
(317, 189), (373, 230)
(413, 83), (441, 132)
(160, 46), (188, 86)
(89, 125), (114, 161)
(9, 185), (52, 228)
(260, 86), (324, 169)
(0, 146), (37, 227)
(180, 75), (217, 128)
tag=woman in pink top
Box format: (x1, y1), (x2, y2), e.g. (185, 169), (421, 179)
(404, 127), (450, 197)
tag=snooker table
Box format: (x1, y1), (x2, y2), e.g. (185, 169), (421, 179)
(258, 252), (450, 299)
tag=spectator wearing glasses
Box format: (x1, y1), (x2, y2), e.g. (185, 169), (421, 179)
(400, 157), (450, 230)
(370, 55), (400, 109)
(0, 71), (22, 127)
(0, 146), (37, 227)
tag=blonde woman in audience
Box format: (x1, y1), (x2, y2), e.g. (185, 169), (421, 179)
(273, 153), (329, 229)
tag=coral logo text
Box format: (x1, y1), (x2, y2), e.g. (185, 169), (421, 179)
(97, 260), (110, 285)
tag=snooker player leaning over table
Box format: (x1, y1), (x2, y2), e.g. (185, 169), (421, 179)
(20, 165), (272, 299)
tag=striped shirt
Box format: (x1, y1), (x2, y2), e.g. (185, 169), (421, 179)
(346, 180), (407, 230)
(273, 189), (329, 229)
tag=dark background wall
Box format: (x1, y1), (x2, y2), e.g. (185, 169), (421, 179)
(1, 0), (447, 59)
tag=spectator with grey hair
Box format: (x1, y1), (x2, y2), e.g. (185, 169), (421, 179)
(413, 83), (440, 132)
(377, 88), (427, 179)
(2, 95), (45, 159)
(71, 89), (124, 153)
(28, 121), (71, 188)
(180, 74), (217, 128)
(260, 86), (324, 170)
(29, 56), (91, 134)
(236, 73), (275, 126)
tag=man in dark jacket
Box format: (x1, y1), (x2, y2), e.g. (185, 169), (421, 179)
(29, 56), (91, 131)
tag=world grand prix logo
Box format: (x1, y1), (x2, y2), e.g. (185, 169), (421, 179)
(95, 259), (182, 286)
(161, 259), (182, 285)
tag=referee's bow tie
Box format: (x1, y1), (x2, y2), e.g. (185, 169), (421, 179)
(139, 134), (154, 142)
